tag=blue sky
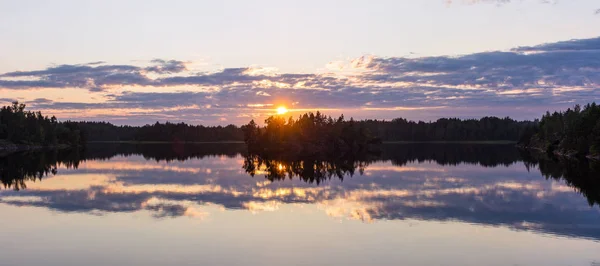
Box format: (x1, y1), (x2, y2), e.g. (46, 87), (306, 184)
(0, 0), (599, 125)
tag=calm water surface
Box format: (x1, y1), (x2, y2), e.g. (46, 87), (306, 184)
(1, 143), (599, 266)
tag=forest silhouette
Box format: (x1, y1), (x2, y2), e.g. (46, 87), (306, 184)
(75, 114), (537, 143)
(518, 103), (600, 158)
(0, 102), (83, 147)
(3, 101), (595, 161)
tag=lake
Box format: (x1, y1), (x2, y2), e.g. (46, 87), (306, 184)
(1, 143), (599, 266)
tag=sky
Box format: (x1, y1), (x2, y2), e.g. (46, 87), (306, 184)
(0, 0), (599, 125)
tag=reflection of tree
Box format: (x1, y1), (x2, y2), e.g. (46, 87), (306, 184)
(4, 142), (600, 209)
(0, 149), (81, 190)
(241, 144), (520, 184)
(243, 154), (371, 184)
(381, 143), (522, 167)
(0, 143), (246, 190)
(83, 142), (246, 162)
(521, 151), (600, 206)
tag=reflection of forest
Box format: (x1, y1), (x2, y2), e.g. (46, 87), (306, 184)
(82, 142), (246, 161)
(0, 149), (82, 190)
(1, 143), (599, 206)
(521, 151), (600, 206)
(243, 154), (371, 184)
(0, 143), (247, 190)
(381, 143), (522, 167)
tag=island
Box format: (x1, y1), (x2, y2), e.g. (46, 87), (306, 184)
(241, 111), (381, 158)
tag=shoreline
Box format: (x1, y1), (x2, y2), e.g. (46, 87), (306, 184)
(3, 140), (598, 161)
(517, 144), (599, 162)
(0, 141), (73, 157)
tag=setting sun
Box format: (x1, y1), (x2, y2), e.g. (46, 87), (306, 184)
(276, 106), (288, 115)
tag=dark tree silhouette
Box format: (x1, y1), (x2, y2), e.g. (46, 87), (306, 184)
(519, 102), (600, 158)
(74, 121), (244, 142)
(242, 112), (381, 157)
(0, 102), (83, 147)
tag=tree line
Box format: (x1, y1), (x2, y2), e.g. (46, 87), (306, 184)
(519, 102), (600, 158)
(359, 117), (535, 142)
(74, 121), (243, 142)
(80, 116), (536, 144)
(70, 113), (542, 144)
(4, 102), (598, 158)
(0, 102), (83, 147)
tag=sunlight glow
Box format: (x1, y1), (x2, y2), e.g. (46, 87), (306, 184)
(276, 106), (288, 115)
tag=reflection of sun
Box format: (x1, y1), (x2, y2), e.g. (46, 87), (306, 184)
(276, 106), (288, 115)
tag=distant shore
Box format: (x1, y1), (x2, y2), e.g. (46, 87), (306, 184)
(517, 144), (600, 161)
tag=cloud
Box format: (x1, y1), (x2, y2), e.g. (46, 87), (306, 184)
(0, 64), (151, 90)
(145, 59), (188, 74)
(512, 37), (600, 52)
(0, 60), (191, 91)
(366, 48), (600, 88)
(1, 37), (599, 124)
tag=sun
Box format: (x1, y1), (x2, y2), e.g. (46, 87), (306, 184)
(276, 106), (288, 115)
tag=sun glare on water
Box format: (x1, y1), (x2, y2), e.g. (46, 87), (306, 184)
(276, 106), (288, 115)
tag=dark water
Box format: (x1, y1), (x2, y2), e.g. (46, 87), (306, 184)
(1, 143), (599, 266)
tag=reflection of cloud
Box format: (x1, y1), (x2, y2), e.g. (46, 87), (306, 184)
(366, 165), (447, 173)
(1, 37), (599, 124)
(242, 201), (281, 213)
(1, 155), (599, 240)
(81, 160), (210, 174)
(320, 198), (377, 222)
(142, 197), (209, 219)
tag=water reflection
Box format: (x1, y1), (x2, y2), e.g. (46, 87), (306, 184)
(0, 149), (82, 190)
(243, 154), (371, 184)
(522, 151), (600, 206)
(1, 143), (599, 241)
(381, 143), (522, 167)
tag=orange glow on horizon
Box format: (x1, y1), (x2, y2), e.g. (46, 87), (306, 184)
(276, 106), (288, 115)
